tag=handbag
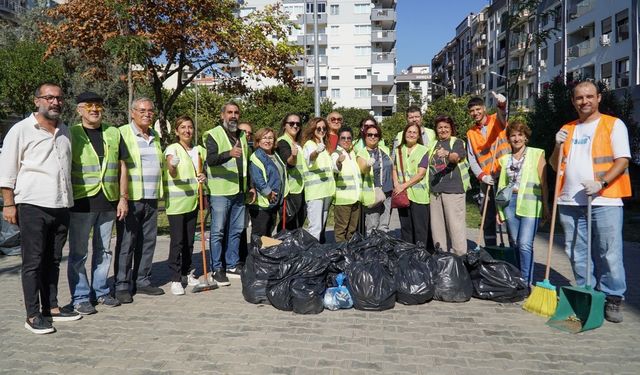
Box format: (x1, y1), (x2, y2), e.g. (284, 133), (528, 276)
(495, 182), (514, 208)
(366, 149), (387, 209)
(391, 147), (411, 209)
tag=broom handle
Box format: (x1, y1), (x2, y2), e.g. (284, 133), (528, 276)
(586, 194), (592, 288)
(282, 198), (287, 231)
(477, 184), (492, 247)
(198, 158), (208, 278)
(544, 153), (563, 280)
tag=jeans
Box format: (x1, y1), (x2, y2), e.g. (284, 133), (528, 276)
(18, 204), (69, 318)
(364, 195), (391, 234)
(306, 197), (332, 242)
(503, 194), (538, 285)
(209, 193), (245, 270)
(167, 210), (197, 282)
(114, 200), (158, 292)
(558, 204), (626, 297)
(68, 211), (116, 304)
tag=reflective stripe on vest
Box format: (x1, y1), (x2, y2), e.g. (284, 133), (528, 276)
(249, 152), (289, 208)
(466, 113), (510, 175)
(303, 140), (336, 201)
(277, 135), (306, 194)
(427, 137), (471, 192)
(204, 126), (248, 196)
(70, 124), (121, 201)
(497, 147), (545, 218)
(397, 144), (429, 204)
(559, 114), (632, 198)
(119, 124), (164, 201)
(333, 150), (361, 205)
(357, 147), (389, 206)
(164, 144), (205, 215)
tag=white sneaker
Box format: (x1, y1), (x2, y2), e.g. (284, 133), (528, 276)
(187, 270), (199, 286)
(171, 282), (185, 295)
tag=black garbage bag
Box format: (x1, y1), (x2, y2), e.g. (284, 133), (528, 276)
(395, 249), (436, 305)
(432, 252), (473, 302)
(291, 276), (325, 314)
(345, 256), (396, 311)
(465, 249), (529, 303)
(242, 236), (283, 304)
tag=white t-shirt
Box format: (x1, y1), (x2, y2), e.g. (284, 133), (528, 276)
(558, 117), (630, 206)
(164, 145), (200, 172)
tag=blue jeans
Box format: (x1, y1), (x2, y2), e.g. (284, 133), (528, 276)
(503, 193), (538, 285)
(68, 211), (116, 304)
(209, 193), (245, 270)
(558, 204), (626, 297)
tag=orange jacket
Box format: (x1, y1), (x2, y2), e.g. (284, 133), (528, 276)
(466, 113), (510, 176)
(559, 114), (631, 198)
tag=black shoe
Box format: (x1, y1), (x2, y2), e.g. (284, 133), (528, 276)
(136, 285), (165, 296)
(24, 313), (55, 334)
(115, 290), (133, 304)
(74, 301), (97, 315)
(226, 266), (242, 279)
(97, 295), (121, 308)
(605, 296), (623, 323)
(213, 269), (231, 286)
(43, 306), (82, 322)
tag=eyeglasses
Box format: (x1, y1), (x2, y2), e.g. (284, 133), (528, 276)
(286, 121), (301, 127)
(340, 136), (352, 141)
(134, 108), (154, 114)
(329, 117), (343, 122)
(261, 136), (274, 141)
(315, 127), (326, 132)
(81, 103), (103, 111)
(37, 95), (64, 103)
(366, 133), (380, 138)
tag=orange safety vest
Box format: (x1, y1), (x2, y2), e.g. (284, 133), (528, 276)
(466, 113), (510, 175)
(559, 114), (631, 198)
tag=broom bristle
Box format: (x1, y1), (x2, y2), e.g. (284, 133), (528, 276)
(523, 280), (558, 318)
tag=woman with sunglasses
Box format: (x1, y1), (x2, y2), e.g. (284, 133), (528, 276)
(356, 122), (393, 233)
(248, 128), (288, 238)
(392, 123), (430, 245)
(300, 117), (336, 242)
(421, 115), (470, 255)
(353, 116), (388, 154)
(276, 113), (306, 230)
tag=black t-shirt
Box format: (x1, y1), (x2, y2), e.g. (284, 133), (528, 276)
(71, 126), (129, 212)
(420, 138), (467, 194)
(276, 139), (295, 169)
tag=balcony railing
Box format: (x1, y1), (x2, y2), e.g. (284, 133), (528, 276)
(295, 12), (328, 25)
(569, 0), (594, 20)
(371, 30), (396, 43)
(0, 0), (23, 14)
(371, 95), (395, 107)
(372, 75), (394, 86)
(371, 8), (397, 23)
(567, 38), (595, 60)
(371, 52), (395, 64)
(297, 34), (328, 45)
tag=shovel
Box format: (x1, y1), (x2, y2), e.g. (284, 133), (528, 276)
(547, 194), (605, 333)
(483, 222), (519, 267)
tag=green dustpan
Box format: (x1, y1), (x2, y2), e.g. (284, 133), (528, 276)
(547, 195), (605, 333)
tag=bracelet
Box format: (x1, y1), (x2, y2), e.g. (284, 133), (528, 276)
(3, 204), (15, 207)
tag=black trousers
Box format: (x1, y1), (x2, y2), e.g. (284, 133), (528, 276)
(278, 192), (306, 231)
(249, 206), (278, 238)
(18, 204), (70, 318)
(167, 209), (197, 282)
(398, 201), (430, 246)
(481, 183), (498, 247)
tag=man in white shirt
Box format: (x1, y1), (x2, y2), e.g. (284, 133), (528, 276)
(0, 82), (82, 334)
(550, 81), (631, 323)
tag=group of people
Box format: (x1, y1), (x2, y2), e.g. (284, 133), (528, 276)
(0, 80), (630, 335)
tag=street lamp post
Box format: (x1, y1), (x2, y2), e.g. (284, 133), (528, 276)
(490, 71), (509, 119)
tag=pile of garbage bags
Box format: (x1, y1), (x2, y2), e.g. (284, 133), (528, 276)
(241, 230), (528, 314)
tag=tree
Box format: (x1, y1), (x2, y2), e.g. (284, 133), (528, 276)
(424, 94), (474, 141)
(333, 107), (371, 133)
(43, 0), (300, 142)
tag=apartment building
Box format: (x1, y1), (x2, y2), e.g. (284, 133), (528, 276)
(431, 0), (640, 122)
(395, 64), (431, 111)
(237, 0), (397, 118)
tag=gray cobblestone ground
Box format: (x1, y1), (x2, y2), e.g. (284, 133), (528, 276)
(1, 212), (639, 374)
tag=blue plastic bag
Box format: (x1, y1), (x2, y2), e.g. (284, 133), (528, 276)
(323, 273), (353, 310)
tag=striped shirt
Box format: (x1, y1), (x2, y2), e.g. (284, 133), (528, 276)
(130, 123), (162, 199)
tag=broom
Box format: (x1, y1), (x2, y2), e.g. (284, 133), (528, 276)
(522, 153), (562, 317)
(192, 157), (219, 293)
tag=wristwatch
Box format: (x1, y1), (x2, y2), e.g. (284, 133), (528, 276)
(600, 179), (609, 188)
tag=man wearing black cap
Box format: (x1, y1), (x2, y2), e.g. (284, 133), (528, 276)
(66, 92), (129, 314)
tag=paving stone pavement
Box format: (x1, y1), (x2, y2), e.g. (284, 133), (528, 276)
(1, 211), (639, 375)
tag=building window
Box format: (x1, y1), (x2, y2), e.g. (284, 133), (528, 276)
(355, 46), (371, 56)
(354, 3), (370, 14)
(329, 25), (339, 34)
(354, 24), (371, 35)
(616, 58), (629, 87)
(601, 17), (612, 36)
(601, 62), (612, 87)
(331, 88), (341, 98)
(554, 5), (562, 29)
(320, 89), (327, 98)
(354, 67), (368, 80)
(330, 4), (339, 15)
(306, 2), (326, 13)
(615, 10), (629, 42)
(541, 47), (548, 61)
(355, 88), (371, 98)
(330, 68), (340, 80)
(553, 40), (562, 66)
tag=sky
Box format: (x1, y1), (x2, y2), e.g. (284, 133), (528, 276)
(396, 0), (490, 72)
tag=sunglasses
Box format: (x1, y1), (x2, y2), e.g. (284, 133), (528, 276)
(315, 127), (326, 132)
(340, 136), (352, 141)
(366, 133), (380, 138)
(286, 121), (301, 127)
(330, 117), (343, 122)
(82, 103), (104, 111)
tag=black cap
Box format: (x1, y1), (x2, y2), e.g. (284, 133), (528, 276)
(76, 91), (103, 104)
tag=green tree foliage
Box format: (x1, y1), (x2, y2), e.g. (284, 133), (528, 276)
(424, 95), (475, 140)
(380, 112), (405, 146)
(333, 107), (371, 134)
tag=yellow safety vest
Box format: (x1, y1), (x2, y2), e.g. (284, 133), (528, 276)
(119, 124), (165, 201)
(357, 147), (390, 207)
(164, 143), (206, 215)
(497, 147), (544, 219)
(397, 144), (429, 204)
(303, 140), (335, 201)
(249, 152), (290, 209)
(203, 126), (248, 196)
(333, 149), (361, 206)
(277, 134), (306, 194)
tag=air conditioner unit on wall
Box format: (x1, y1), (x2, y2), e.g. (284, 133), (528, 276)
(539, 60), (547, 69)
(600, 34), (611, 46)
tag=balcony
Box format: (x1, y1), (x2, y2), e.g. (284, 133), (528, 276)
(473, 34), (487, 49)
(371, 94), (395, 107)
(371, 30), (396, 45)
(297, 33), (328, 46)
(0, 0), (23, 19)
(372, 74), (394, 87)
(371, 52), (395, 64)
(567, 38), (596, 60)
(302, 77), (328, 88)
(295, 12), (327, 25)
(569, 0), (594, 20)
(371, 8), (397, 25)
